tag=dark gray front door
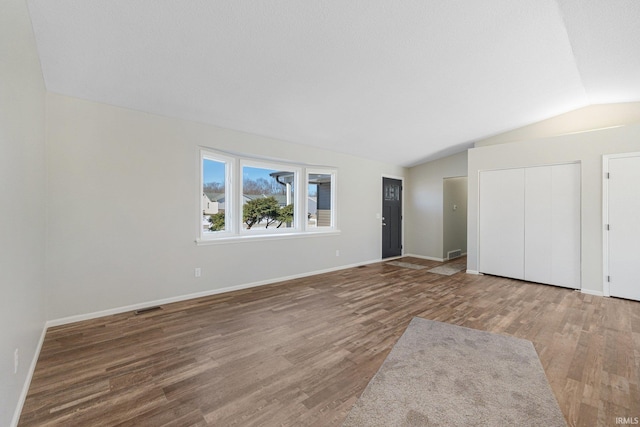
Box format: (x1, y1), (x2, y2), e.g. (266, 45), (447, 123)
(382, 177), (402, 258)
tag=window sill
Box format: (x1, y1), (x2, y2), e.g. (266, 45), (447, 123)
(195, 229), (341, 246)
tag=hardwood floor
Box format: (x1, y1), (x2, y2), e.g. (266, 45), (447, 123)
(19, 257), (640, 426)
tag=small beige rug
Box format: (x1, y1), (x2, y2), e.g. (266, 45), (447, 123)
(386, 261), (427, 270)
(427, 261), (466, 276)
(343, 318), (566, 427)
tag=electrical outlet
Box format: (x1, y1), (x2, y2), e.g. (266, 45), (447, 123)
(335, 250), (340, 257)
(14, 348), (19, 374)
(194, 268), (201, 277)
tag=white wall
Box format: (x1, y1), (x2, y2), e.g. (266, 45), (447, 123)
(45, 93), (405, 321)
(405, 151), (467, 260)
(467, 123), (640, 293)
(476, 102), (640, 147)
(0, 0), (47, 425)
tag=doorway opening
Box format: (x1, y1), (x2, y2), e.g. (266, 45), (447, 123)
(443, 176), (467, 260)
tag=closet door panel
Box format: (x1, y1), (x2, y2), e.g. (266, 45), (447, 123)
(524, 166), (553, 284)
(479, 169), (525, 279)
(550, 163), (581, 288)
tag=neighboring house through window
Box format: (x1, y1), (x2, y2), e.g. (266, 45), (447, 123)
(199, 148), (337, 242)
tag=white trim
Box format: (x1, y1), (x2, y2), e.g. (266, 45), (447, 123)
(466, 269), (482, 275)
(11, 324), (47, 427)
(200, 149), (236, 238)
(200, 147), (339, 241)
(239, 159), (302, 234)
(46, 258), (381, 328)
(602, 154), (610, 297)
(196, 229), (341, 245)
(381, 175), (405, 257)
(381, 255), (403, 261)
(381, 173), (405, 181)
(477, 161), (582, 288)
(580, 288), (604, 297)
(305, 168), (338, 231)
(477, 161), (582, 174)
(602, 151), (640, 298)
(404, 253), (445, 262)
(475, 169), (482, 275)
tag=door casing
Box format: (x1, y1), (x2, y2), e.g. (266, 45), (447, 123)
(382, 177), (403, 259)
(603, 152), (640, 300)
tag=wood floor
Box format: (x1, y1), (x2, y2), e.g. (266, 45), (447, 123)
(19, 257), (640, 426)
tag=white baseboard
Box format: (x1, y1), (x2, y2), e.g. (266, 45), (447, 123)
(580, 288), (604, 297)
(11, 323), (47, 427)
(46, 258), (382, 328)
(14, 260), (380, 424)
(404, 253), (445, 262)
(466, 269), (482, 275)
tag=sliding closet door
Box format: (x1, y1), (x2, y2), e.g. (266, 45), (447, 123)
(524, 167), (553, 284)
(479, 168), (525, 279)
(524, 163), (580, 289)
(549, 164), (580, 288)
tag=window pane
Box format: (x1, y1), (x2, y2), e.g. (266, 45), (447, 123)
(384, 183), (400, 201)
(242, 166), (295, 230)
(203, 158), (227, 233)
(308, 173), (332, 228)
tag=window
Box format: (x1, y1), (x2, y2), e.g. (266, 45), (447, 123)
(307, 171), (335, 228)
(201, 152), (234, 236)
(199, 148), (337, 242)
(240, 162), (299, 232)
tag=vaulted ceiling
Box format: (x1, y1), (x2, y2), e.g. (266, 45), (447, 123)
(27, 0), (640, 166)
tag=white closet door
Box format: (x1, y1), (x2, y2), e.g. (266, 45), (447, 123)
(608, 155), (640, 301)
(524, 163), (580, 288)
(479, 169), (525, 279)
(550, 163), (581, 289)
(524, 166), (553, 284)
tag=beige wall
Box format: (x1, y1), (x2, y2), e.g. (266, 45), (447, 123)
(405, 151), (467, 260)
(467, 123), (640, 294)
(0, 0), (47, 425)
(45, 93), (405, 321)
(476, 102), (640, 147)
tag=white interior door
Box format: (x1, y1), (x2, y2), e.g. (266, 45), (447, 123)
(479, 168), (525, 279)
(607, 155), (640, 301)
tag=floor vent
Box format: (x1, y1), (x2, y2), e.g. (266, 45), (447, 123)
(134, 306), (162, 315)
(447, 249), (462, 260)
(357, 265), (367, 268)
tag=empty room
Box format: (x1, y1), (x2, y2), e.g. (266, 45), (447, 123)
(3, 1), (640, 426)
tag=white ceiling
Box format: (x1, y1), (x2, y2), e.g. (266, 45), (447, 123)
(27, 0), (640, 166)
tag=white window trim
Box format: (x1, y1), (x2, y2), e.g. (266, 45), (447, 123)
(239, 159), (302, 235)
(305, 168), (338, 232)
(200, 150), (236, 238)
(197, 148), (339, 244)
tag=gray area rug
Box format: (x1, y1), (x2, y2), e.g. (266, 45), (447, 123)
(427, 261), (466, 276)
(386, 261), (427, 270)
(343, 318), (566, 427)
